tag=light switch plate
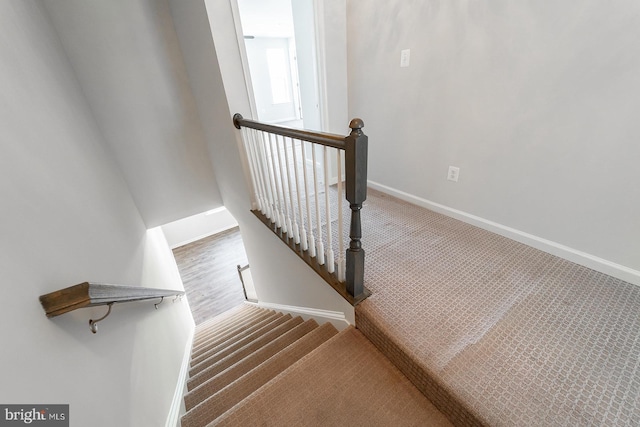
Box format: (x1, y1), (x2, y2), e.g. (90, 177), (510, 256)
(400, 49), (410, 67)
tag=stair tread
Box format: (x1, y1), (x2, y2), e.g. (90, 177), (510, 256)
(181, 322), (338, 427)
(193, 304), (264, 346)
(192, 309), (273, 353)
(210, 326), (452, 427)
(185, 318), (320, 411)
(194, 305), (259, 340)
(187, 316), (304, 389)
(191, 312), (283, 365)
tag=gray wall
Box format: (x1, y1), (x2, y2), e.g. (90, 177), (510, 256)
(0, 2), (193, 425)
(348, 0), (640, 272)
(43, 0), (223, 228)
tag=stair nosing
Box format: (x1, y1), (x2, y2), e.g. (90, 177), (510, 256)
(191, 312), (282, 363)
(187, 316), (305, 389)
(184, 318), (321, 411)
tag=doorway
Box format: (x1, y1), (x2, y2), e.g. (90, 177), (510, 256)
(235, 0), (323, 131)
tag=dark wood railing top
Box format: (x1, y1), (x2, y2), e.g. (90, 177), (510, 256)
(233, 113), (350, 150)
(39, 282), (185, 318)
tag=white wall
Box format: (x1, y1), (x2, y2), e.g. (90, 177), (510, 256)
(43, 0), (223, 228)
(347, 0), (640, 275)
(168, 0), (355, 323)
(0, 2), (193, 426)
(161, 207), (238, 249)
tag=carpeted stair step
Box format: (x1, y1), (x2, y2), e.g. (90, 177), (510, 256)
(194, 305), (254, 338)
(211, 326), (452, 427)
(181, 322), (339, 427)
(184, 318), (322, 411)
(191, 309), (275, 358)
(187, 316), (305, 389)
(191, 310), (280, 356)
(193, 305), (261, 346)
(191, 312), (283, 364)
(192, 309), (276, 355)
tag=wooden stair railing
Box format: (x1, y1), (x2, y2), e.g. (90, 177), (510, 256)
(39, 282), (185, 333)
(233, 114), (370, 305)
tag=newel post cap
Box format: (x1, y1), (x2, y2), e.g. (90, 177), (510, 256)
(349, 118), (364, 132)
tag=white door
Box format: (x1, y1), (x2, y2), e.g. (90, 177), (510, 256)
(244, 37), (298, 123)
(235, 0), (323, 129)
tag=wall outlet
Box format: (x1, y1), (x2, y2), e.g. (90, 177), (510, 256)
(400, 49), (410, 67)
(447, 166), (460, 182)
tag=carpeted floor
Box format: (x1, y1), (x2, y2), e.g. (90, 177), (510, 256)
(356, 188), (640, 426)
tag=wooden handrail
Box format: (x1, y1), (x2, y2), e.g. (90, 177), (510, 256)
(233, 114), (346, 150)
(39, 282), (184, 318)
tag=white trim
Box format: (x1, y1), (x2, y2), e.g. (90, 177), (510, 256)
(368, 180), (640, 287)
(313, 0), (330, 131)
(169, 224), (238, 250)
(246, 301), (351, 330)
(228, 0), (258, 118)
(165, 328), (194, 427)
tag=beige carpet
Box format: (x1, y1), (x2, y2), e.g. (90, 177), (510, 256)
(181, 305), (452, 427)
(213, 325), (452, 427)
(356, 188), (640, 426)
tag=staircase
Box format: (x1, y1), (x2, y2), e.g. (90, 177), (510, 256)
(180, 304), (452, 426)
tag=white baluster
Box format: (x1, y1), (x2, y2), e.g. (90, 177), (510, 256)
(275, 135), (291, 235)
(252, 130), (271, 220)
(337, 148), (345, 282)
(312, 144), (324, 265)
(251, 129), (269, 217)
(324, 146), (335, 273)
(242, 127), (260, 211)
(257, 132), (276, 223)
(267, 133), (284, 229)
(291, 139), (307, 249)
(283, 137), (300, 244)
(301, 141), (316, 257)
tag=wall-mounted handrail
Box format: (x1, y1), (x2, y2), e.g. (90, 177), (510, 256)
(233, 114), (370, 305)
(39, 282), (185, 333)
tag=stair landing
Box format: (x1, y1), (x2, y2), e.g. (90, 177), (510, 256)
(357, 188), (640, 426)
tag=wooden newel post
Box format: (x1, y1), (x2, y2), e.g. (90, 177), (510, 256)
(345, 118), (367, 299)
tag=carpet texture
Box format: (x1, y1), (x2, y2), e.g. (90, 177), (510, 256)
(356, 188), (640, 426)
(213, 326), (452, 427)
(181, 304), (452, 427)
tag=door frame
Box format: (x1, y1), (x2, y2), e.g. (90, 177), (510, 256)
(229, 0), (329, 131)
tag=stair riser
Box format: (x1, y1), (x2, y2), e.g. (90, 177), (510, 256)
(181, 323), (339, 427)
(190, 314), (290, 372)
(194, 305), (253, 337)
(191, 313), (282, 362)
(355, 310), (483, 426)
(184, 319), (320, 411)
(187, 317), (305, 390)
(192, 310), (272, 353)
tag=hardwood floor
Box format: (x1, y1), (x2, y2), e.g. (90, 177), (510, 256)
(173, 227), (248, 325)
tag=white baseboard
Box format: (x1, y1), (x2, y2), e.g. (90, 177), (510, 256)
(247, 301), (352, 330)
(368, 180), (640, 287)
(165, 329), (194, 427)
